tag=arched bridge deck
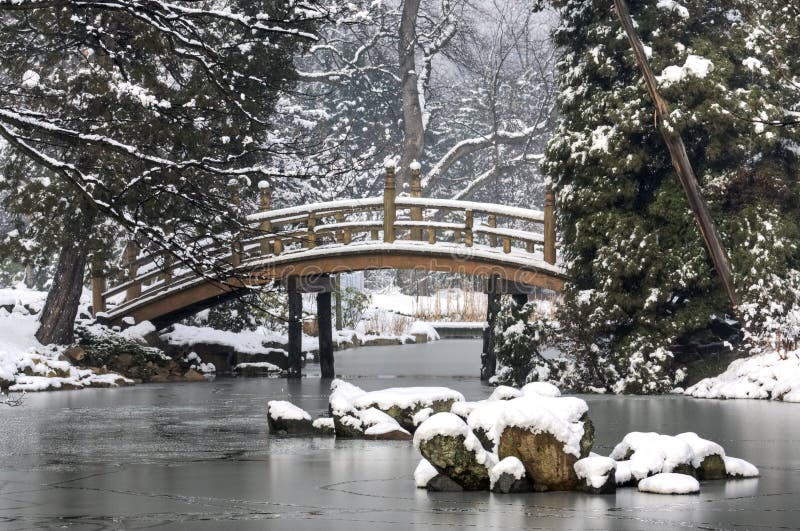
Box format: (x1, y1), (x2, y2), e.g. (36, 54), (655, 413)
(91, 163), (566, 379)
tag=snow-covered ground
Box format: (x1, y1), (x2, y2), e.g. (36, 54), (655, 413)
(681, 350), (800, 402)
(0, 285), (131, 392)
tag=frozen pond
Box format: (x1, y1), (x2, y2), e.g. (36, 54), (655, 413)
(0, 339), (798, 530)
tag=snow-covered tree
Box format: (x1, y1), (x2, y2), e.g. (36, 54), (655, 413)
(0, 1), (338, 343)
(543, 0), (800, 393)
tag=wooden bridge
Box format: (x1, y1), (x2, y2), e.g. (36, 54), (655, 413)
(91, 162), (566, 380)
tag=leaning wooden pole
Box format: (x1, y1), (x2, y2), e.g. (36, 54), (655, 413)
(613, 0), (737, 309)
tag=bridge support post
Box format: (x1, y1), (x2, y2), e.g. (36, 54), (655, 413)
(410, 164), (422, 241)
(317, 288), (335, 379)
(383, 162), (396, 243)
(544, 186), (556, 265)
(481, 275), (501, 381)
(287, 276), (303, 378)
(258, 180), (272, 256)
(123, 240), (141, 302)
(91, 262), (106, 317)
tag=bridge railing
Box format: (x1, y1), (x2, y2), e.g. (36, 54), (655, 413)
(92, 162), (556, 315)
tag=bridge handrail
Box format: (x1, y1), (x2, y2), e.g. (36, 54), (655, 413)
(394, 197), (544, 223)
(91, 162), (557, 316)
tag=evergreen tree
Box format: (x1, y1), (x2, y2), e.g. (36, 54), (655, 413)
(0, 1), (326, 343)
(543, 0), (800, 393)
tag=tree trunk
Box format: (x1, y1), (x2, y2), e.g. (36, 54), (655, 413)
(398, 0), (424, 190)
(36, 207), (96, 345)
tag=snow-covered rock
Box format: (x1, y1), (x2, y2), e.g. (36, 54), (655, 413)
(638, 473), (700, 495)
(353, 386), (464, 431)
(312, 417), (335, 436)
(609, 432), (696, 479)
(414, 412), (495, 490)
(574, 456), (617, 494)
(495, 396), (594, 491)
(414, 458), (439, 488)
(675, 432), (726, 479)
(488, 385), (522, 401)
(724, 456), (759, 478)
(267, 400), (315, 435)
(489, 456), (532, 493)
(520, 381), (561, 397)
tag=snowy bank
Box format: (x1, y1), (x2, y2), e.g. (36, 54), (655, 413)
(684, 350), (800, 402)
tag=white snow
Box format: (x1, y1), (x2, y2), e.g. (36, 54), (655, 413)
(408, 321), (440, 341)
(414, 458), (439, 488)
(489, 456), (526, 489)
(364, 422), (409, 436)
(21, 70), (40, 89)
(329, 379), (367, 416)
(574, 456), (617, 489)
(160, 324), (294, 356)
(675, 432), (725, 467)
(413, 412), (495, 467)
(656, 0), (690, 18)
(233, 362), (282, 373)
(466, 400), (513, 448)
(684, 351), (800, 402)
(120, 320), (156, 343)
(450, 400), (483, 418)
(0, 289), (131, 391)
(267, 400), (311, 421)
(520, 381), (562, 397)
(610, 432), (695, 478)
(638, 473), (700, 494)
(312, 418), (335, 431)
(615, 461), (633, 485)
(412, 407), (434, 426)
(353, 387), (464, 411)
(494, 396), (589, 457)
(488, 385), (522, 401)
(723, 456), (759, 478)
(658, 55), (714, 86)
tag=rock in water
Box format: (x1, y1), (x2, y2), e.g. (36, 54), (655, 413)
(675, 432), (726, 480)
(426, 474), (465, 492)
(329, 380), (367, 438)
(414, 413), (494, 491)
(490, 457), (532, 493)
(638, 473), (700, 495)
(267, 400), (315, 435)
(496, 396), (593, 491)
(574, 456), (617, 494)
(353, 387), (465, 432)
(312, 418), (336, 436)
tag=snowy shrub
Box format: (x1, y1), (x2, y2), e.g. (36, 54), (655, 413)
(493, 300), (554, 387)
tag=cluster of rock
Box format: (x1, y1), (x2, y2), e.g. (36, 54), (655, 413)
(413, 382), (759, 495)
(266, 379), (464, 440)
(71, 323), (215, 384)
(265, 379), (760, 496)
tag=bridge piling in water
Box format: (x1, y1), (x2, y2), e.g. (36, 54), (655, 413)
(481, 275), (500, 381)
(317, 287), (334, 378)
(287, 276), (303, 378)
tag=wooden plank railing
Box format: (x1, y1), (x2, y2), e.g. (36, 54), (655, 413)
(92, 161), (557, 316)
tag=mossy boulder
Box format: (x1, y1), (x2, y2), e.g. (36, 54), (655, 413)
(417, 434), (491, 491)
(696, 454), (727, 480)
(497, 415), (593, 492)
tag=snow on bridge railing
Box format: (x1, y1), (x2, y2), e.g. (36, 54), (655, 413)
(91, 163), (557, 316)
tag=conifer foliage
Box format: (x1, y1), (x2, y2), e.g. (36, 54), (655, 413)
(544, 0), (800, 392)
